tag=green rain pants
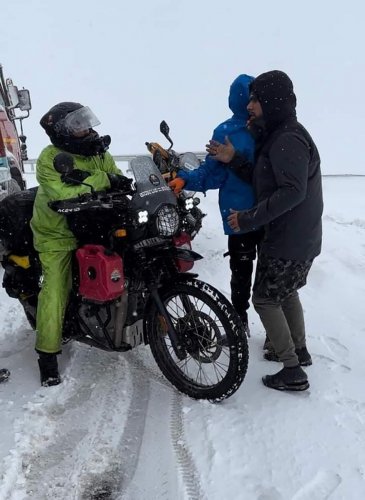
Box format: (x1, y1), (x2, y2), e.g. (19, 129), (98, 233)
(35, 250), (72, 353)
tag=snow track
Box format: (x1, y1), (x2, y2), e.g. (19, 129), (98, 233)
(170, 393), (205, 500)
(116, 350), (205, 500)
(7, 344), (134, 499)
(1, 341), (204, 500)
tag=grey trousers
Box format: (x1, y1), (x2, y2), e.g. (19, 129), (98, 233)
(253, 291), (306, 367)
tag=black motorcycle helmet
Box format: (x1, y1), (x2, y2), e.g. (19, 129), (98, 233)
(40, 102), (111, 157)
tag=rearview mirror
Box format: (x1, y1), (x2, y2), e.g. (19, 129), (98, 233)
(7, 84), (19, 108)
(53, 153), (75, 175)
(159, 120), (173, 149)
(160, 120), (170, 136)
(17, 89), (32, 111)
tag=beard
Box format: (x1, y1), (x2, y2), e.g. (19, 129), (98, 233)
(247, 116), (266, 141)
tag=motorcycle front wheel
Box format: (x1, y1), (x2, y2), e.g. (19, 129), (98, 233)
(147, 278), (249, 402)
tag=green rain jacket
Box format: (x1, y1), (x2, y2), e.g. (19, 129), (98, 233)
(31, 145), (121, 253)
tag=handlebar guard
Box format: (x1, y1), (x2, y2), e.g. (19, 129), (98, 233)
(48, 189), (133, 214)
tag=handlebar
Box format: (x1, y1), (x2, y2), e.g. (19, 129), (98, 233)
(48, 189), (132, 214)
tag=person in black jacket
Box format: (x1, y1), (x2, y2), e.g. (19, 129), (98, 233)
(207, 70), (323, 391)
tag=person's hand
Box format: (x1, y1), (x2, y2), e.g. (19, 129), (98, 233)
(205, 136), (235, 163)
(168, 177), (185, 195)
(61, 169), (90, 185)
(107, 174), (134, 192)
(227, 209), (241, 232)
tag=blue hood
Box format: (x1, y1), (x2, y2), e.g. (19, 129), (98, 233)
(228, 74), (253, 121)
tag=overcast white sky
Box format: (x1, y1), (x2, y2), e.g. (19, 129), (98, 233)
(2, 0), (364, 174)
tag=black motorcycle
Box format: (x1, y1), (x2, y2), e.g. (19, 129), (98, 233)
(0, 154), (249, 402)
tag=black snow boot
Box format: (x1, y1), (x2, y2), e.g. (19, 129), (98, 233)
(262, 365), (309, 391)
(263, 335), (272, 350)
(0, 368), (10, 383)
(264, 346), (312, 366)
(263, 349), (279, 362)
(295, 347), (312, 366)
(38, 353), (61, 387)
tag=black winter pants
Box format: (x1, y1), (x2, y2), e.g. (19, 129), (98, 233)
(228, 230), (262, 322)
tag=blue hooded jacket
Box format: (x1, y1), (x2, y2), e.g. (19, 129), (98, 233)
(179, 74), (256, 235)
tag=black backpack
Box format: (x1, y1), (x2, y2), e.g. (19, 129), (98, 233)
(0, 187), (38, 255)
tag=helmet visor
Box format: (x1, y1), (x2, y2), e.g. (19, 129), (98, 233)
(62, 106), (101, 134)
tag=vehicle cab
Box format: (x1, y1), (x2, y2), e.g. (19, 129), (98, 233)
(0, 64), (31, 199)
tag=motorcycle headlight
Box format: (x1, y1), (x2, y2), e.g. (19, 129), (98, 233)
(185, 197), (194, 210)
(156, 205), (179, 237)
(138, 210), (149, 224)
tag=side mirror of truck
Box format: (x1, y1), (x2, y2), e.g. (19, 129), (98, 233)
(17, 89), (32, 112)
(6, 84), (32, 112)
(7, 83), (19, 109)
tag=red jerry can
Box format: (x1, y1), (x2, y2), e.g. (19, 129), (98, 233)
(76, 244), (125, 302)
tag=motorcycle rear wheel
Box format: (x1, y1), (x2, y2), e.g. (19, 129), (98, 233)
(147, 278), (249, 402)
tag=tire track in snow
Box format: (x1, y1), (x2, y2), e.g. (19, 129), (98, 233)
(8, 345), (135, 500)
(170, 392), (206, 500)
(118, 349), (205, 500)
(81, 352), (151, 499)
(4, 343), (205, 500)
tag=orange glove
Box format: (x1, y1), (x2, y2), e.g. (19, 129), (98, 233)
(168, 177), (185, 194)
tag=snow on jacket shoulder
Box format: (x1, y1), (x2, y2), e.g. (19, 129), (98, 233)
(179, 74), (256, 235)
(31, 145), (121, 253)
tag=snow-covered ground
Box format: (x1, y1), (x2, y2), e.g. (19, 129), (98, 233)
(0, 173), (364, 500)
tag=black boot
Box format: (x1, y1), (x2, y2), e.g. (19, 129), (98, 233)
(263, 335), (272, 350)
(263, 348), (279, 362)
(38, 353), (61, 387)
(295, 346), (312, 366)
(0, 368), (10, 383)
(262, 365), (309, 391)
(264, 346), (312, 366)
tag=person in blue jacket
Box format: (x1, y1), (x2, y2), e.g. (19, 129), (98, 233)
(169, 74), (262, 334)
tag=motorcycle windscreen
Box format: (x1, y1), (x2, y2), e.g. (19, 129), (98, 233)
(130, 156), (177, 213)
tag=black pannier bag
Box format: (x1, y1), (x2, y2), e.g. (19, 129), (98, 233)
(0, 187), (38, 255)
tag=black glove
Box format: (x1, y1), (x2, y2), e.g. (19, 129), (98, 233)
(61, 169), (90, 185)
(107, 173), (133, 192)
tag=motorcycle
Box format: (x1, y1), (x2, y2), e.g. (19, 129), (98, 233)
(0, 152), (249, 402)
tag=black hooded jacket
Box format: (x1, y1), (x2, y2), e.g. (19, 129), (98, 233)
(237, 71), (323, 261)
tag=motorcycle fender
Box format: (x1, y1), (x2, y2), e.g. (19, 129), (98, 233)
(174, 248), (203, 262)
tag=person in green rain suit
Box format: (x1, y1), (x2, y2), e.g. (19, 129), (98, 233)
(31, 102), (133, 386)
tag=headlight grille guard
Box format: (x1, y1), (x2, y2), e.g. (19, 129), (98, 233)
(155, 204), (180, 237)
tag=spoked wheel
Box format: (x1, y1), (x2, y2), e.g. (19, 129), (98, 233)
(147, 278), (249, 402)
